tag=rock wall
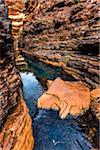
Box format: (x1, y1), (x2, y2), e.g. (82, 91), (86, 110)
(5, 0), (25, 54)
(0, 1), (34, 149)
(20, 0), (99, 89)
(0, 99), (34, 150)
(0, 0), (20, 127)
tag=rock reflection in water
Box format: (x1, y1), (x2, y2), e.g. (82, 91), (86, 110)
(20, 71), (92, 150)
(20, 72), (44, 116)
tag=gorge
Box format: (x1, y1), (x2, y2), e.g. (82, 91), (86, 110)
(0, 0), (100, 150)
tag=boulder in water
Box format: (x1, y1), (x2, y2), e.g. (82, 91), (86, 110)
(38, 77), (90, 119)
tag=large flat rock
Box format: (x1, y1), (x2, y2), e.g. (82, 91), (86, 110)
(38, 77), (90, 119)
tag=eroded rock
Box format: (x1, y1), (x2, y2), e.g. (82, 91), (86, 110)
(0, 1), (20, 127)
(20, 0), (99, 89)
(5, 0), (25, 54)
(0, 2), (34, 149)
(38, 77), (90, 119)
(0, 99), (34, 150)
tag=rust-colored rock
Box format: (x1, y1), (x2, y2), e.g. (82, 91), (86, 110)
(0, 2), (34, 149)
(0, 99), (34, 150)
(90, 88), (100, 120)
(20, 0), (99, 89)
(38, 77), (90, 119)
(91, 88), (100, 99)
(0, 1), (21, 127)
(5, 0), (25, 53)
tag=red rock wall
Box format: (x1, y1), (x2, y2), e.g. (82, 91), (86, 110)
(20, 0), (99, 89)
(0, 99), (34, 150)
(0, 1), (21, 127)
(0, 62), (21, 127)
(0, 2), (34, 149)
(5, 0), (25, 53)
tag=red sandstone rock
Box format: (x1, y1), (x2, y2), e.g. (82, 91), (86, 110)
(5, 0), (25, 53)
(20, 0), (99, 89)
(38, 77), (90, 119)
(0, 99), (34, 150)
(0, 2), (34, 149)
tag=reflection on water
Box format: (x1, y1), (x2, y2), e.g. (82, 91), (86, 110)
(20, 72), (44, 116)
(23, 55), (77, 82)
(20, 71), (92, 150)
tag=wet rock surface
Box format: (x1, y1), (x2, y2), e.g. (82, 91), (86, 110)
(20, 0), (99, 89)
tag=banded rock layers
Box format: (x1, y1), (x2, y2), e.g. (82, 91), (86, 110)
(5, 0), (25, 54)
(0, 1), (34, 149)
(20, 0), (100, 89)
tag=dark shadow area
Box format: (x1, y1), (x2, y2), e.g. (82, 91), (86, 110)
(78, 44), (99, 56)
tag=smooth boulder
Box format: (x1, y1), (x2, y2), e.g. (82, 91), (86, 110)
(38, 77), (90, 119)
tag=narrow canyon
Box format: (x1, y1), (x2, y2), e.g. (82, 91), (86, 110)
(0, 0), (100, 150)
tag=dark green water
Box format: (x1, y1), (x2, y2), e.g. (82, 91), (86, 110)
(20, 58), (92, 150)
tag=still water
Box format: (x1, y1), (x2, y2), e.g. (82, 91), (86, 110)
(20, 69), (92, 150)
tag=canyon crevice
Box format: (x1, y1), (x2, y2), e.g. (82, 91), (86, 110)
(0, 1), (34, 149)
(0, 0), (100, 149)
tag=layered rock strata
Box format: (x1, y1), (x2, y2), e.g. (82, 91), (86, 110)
(5, 0), (25, 54)
(0, 1), (19, 127)
(20, 0), (100, 89)
(0, 99), (34, 150)
(0, 1), (34, 149)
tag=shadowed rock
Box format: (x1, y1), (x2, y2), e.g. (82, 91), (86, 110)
(0, 2), (34, 149)
(20, 0), (99, 89)
(0, 1), (20, 127)
(90, 88), (100, 119)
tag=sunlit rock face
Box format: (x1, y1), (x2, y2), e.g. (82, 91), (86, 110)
(38, 77), (90, 119)
(0, 99), (34, 150)
(20, 0), (99, 89)
(0, 2), (34, 149)
(5, 0), (25, 53)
